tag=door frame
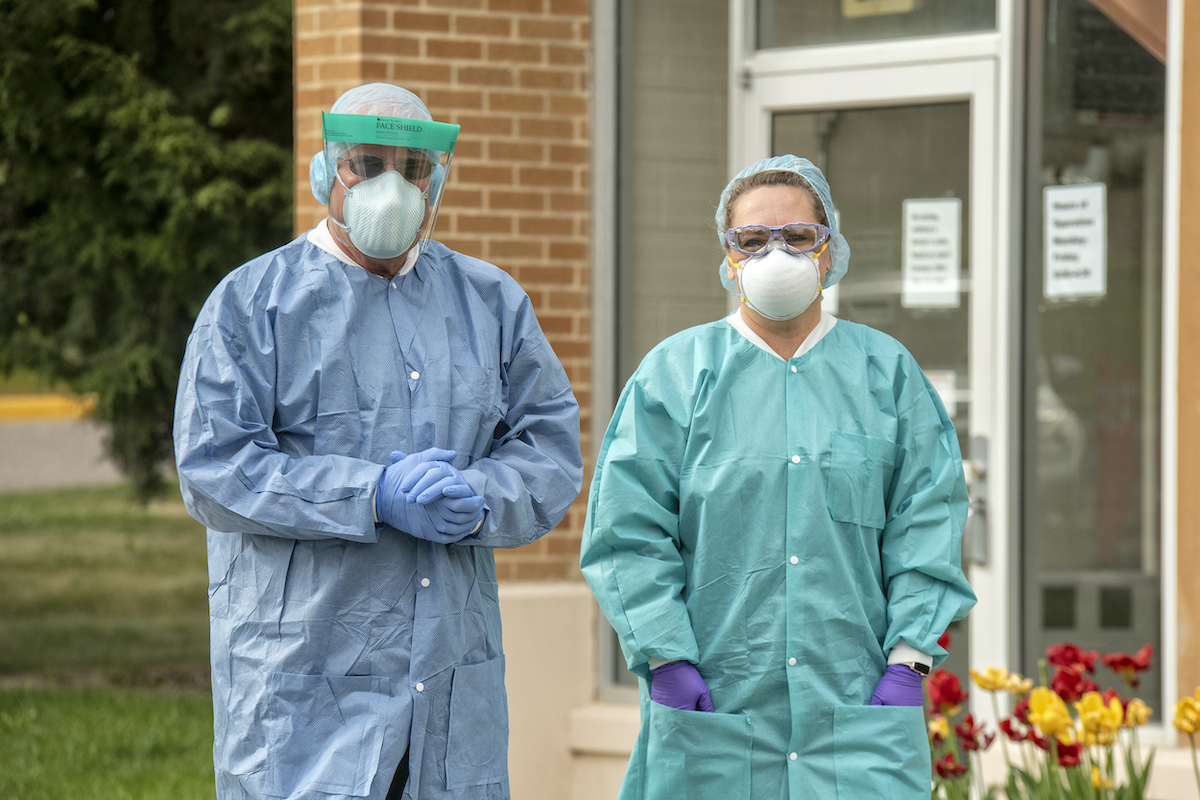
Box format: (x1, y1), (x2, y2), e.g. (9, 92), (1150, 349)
(728, 7), (1023, 720)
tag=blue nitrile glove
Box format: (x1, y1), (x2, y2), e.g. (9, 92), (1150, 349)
(376, 449), (477, 544)
(650, 661), (714, 712)
(394, 452), (485, 533)
(870, 664), (925, 706)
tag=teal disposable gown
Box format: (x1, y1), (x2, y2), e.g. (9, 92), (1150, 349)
(174, 233), (582, 800)
(580, 314), (975, 800)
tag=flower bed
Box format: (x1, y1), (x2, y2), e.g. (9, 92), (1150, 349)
(926, 635), (1200, 799)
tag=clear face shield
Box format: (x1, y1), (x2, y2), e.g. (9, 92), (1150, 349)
(320, 112), (459, 259)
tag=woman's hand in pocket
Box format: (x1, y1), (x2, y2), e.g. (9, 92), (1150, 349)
(650, 661), (714, 712)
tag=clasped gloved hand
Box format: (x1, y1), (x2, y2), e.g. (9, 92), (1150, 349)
(869, 664), (925, 706)
(376, 449), (485, 544)
(650, 661), (714, 712)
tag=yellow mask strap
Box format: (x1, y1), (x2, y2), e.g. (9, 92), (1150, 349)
(726, 254), (750, 305)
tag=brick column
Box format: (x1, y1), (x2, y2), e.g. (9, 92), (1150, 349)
(294, 0), (593, 580)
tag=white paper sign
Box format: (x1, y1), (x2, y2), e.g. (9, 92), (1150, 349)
(902, 198), (961, 308)
(1044, 183), (1106, 299)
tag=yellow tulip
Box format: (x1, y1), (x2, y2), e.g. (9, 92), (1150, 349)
(971, 666), (1010, 692)
(928, 715), (950, 742)
(1125, 698), (1152, 727)
(1029, 686), (1074, 737)
(1173, 696), (1200, 734)
(1077, 692), (1123, 737)
(1006, 673), (1034, 695)
(1091, 766), (1113, 789)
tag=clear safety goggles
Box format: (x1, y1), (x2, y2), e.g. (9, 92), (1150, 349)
(337, 150), (438, 184)
(724, 222), (831, 257)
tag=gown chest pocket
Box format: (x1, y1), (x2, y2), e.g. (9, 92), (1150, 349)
(826, 431), (895, 530)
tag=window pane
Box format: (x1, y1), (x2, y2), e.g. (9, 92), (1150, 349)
(610, 0), (730, 689)
(757, 0), (995, 50)
(1023, 0), (1164, 709)
(617, 0), (730, 388)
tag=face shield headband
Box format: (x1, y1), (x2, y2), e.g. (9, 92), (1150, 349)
(319, 112), (460, 256)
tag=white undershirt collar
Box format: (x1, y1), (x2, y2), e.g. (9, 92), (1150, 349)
(726, 309), (837, 360)
(307, 217), (420, 277)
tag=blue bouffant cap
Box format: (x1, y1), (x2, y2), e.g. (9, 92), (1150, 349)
(715, 155), (851, 292)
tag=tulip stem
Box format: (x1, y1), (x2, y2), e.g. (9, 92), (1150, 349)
(1190, 733), (1199, 798)
(1128, 727), (1141, 778)
(992, 692), (1012, 772)
(1049, 739), (1067, 800)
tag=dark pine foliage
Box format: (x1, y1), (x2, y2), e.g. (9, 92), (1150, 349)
(0, 0), (294, 498)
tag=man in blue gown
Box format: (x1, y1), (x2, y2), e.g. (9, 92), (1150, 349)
(174, 83), (583, 800)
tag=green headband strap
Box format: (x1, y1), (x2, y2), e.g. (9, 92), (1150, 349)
(322, 112), (459, 152)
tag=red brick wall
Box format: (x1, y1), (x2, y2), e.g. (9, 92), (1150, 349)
(294, 0), (592, 580)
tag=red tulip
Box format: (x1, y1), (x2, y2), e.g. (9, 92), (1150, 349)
(1101, 644), (1153, 688)
(1057, 740), (1085, 767)
(1013, 696), (1031, 725)
(938, 629), (952, 651)
(955, 714), (994, 751)
(928, 668), (968, 713)
(1046, 643), (1098, 673)
(935, 753), (969, 779)
(999, 718), (1027, 742)
(1051, 666), (1099, 703)
(1028, 729), (1051, 752)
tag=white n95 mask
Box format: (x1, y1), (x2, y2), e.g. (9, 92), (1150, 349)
(731, 245), (823, 321)
(336, 170), (427, 259)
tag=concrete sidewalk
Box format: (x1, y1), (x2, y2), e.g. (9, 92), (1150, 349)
(0, 394), (123, 491)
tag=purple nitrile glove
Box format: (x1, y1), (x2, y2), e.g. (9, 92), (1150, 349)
(650, 661), (714, 712)
(870, 664), (925, 706)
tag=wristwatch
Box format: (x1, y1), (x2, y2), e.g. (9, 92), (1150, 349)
(900, 661), (931, 677)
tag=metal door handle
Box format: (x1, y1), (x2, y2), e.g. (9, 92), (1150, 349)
(964, 435), (988, 566)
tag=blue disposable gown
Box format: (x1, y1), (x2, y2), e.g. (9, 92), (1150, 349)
(174, 234), (583, 800)
(580, 316), (975, 800)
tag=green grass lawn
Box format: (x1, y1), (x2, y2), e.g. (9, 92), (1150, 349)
(0, 484), (215, 799)
(0, 484), (209, 678)
(0, 686), (214, 800)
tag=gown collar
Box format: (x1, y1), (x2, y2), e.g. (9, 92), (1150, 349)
(725, 308), (838, 361)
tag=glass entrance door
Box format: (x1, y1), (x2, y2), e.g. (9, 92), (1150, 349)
(739, 56), (1012, 695)
(772, 102), (973, 678)
(1022, 0), (1165, 710)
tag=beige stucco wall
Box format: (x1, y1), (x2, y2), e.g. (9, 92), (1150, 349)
(1176, 0), (1200, 716)
(499, 581), (638, 800)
